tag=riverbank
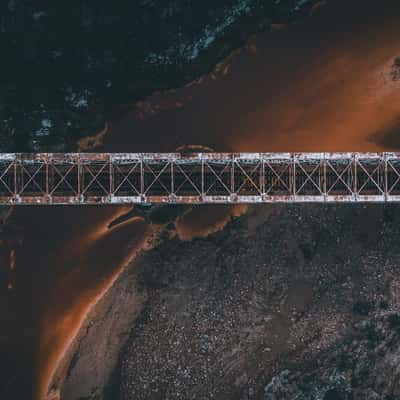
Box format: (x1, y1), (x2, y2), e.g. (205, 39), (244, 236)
(68, 203), (400, 399)
(44, 204), (244, 399)
(42, 223), (162, 400)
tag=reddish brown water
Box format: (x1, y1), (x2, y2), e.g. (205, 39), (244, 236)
(102, 1), (400, 154)
(2, 1), (400, 399)
(3, 206), (148, 398)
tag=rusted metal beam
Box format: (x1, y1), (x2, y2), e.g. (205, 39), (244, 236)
(0, 153), (400, 204)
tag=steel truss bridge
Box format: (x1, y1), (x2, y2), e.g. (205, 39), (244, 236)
(1, 153), (400, 204)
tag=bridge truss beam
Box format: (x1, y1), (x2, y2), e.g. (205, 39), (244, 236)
(0, 152), (400, 204)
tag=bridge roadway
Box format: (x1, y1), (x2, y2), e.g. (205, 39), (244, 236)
(0, 152), (400, 204)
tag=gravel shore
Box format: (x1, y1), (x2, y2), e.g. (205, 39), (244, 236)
(62, 203), (400, 399)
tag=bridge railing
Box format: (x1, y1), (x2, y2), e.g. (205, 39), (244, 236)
(0, 152), (399, 204)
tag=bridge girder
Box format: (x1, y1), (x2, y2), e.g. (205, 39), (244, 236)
(0, 153), (399, 204)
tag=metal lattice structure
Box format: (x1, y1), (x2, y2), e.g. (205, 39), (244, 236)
(1, 152), (400, 204)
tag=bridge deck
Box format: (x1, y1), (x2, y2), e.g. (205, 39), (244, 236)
(0, 152), (400, 204)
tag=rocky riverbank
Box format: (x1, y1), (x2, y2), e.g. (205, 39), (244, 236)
(61, 203), (400, 399)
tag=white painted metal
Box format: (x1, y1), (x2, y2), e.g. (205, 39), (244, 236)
(0, 153), (399, 204)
